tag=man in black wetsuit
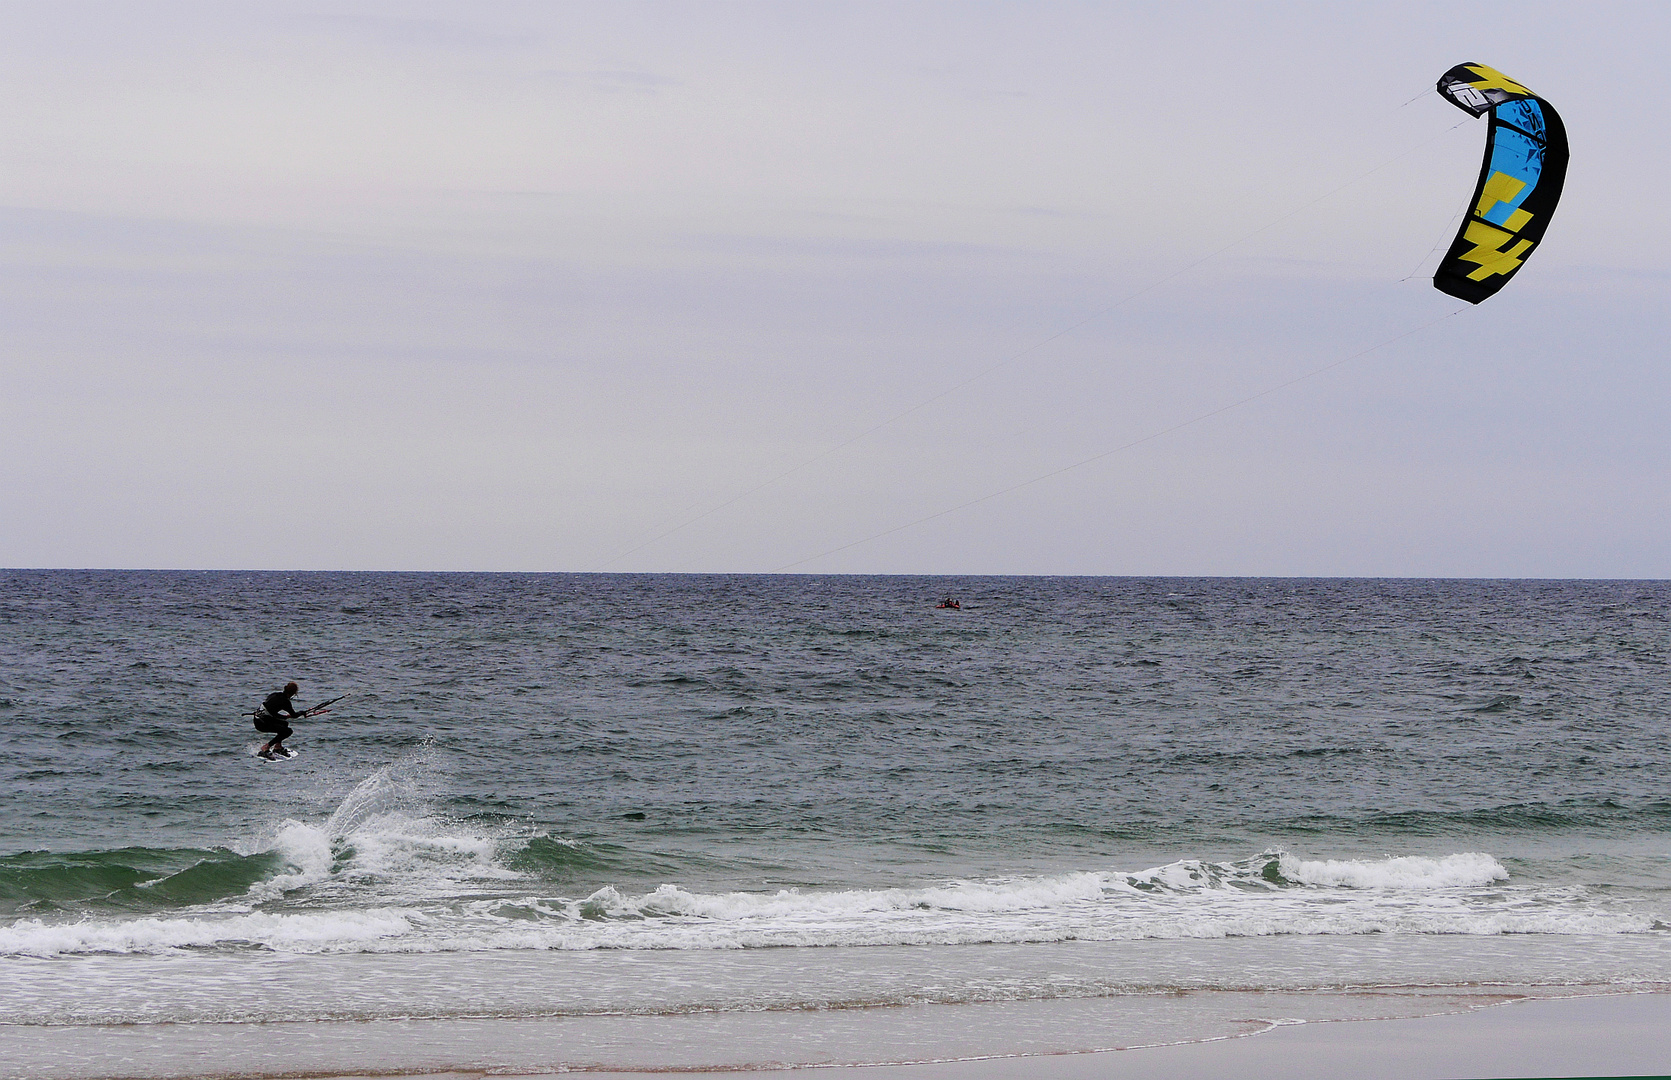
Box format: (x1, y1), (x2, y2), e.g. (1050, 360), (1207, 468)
(254, 681), (302, 759)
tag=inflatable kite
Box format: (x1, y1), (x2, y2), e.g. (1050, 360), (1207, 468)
(1433, 64), (1568, 303)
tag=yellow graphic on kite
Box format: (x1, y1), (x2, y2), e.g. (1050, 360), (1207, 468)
(1432, 64), (1568, 303)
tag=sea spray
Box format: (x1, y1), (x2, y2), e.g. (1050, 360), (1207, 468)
(250, 756), (523, 906)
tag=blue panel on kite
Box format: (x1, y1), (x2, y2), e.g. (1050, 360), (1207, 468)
(1432, 64), (1569, 304)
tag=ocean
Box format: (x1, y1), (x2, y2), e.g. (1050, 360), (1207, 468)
(2, 571), (1669, 1077)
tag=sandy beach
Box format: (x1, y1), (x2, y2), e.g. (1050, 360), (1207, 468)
(270, 996), (1657, 1080)
(1091, 991), (1671, 1080)
(16, 996), (1657, 1080)
(785, 993), (1671, 1080)
(300, 992), (1669, 1080)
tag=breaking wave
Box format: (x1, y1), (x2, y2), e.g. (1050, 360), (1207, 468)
(4, 765), (1661, 960)
(4, 797), (1656, 957)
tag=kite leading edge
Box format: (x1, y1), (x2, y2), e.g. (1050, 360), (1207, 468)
(1433, 63), (1569, 304)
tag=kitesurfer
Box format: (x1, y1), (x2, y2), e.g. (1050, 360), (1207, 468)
(254, 681), (301, 759)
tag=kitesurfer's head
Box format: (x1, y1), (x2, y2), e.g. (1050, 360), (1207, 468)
(284, 681), (299, 694)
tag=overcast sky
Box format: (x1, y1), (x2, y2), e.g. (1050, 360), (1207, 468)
(2, 1), (1665, 575)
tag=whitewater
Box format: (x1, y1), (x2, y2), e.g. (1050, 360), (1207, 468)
(0, 770), (1641, 962)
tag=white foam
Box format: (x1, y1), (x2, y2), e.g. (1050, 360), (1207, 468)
(3, 866), (1655, 957)
(3, 801), (1647, 960)
(573, 872), (1113, 923)
(0, 909), (417, 956)
(1281, 852), (1508, 889)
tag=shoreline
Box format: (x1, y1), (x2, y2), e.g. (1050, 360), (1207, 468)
(12, 990), (1669, 1080)
(570, 993), (1671, 1080)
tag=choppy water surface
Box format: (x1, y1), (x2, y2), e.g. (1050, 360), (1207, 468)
(2, 571), (1669, 1076)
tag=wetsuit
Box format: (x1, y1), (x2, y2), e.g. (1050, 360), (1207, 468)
(254, 690), (300, 744)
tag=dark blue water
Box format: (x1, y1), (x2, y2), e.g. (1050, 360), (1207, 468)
(3, 571), (1669, 1075)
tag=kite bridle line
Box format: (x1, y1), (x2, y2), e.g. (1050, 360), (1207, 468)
(1397, 139), (1485, 285)
(592, 97), (1477, 573)
(768, 306), (1469, 573)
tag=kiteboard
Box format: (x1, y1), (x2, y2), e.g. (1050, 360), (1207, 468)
(248, 743), (299, 762)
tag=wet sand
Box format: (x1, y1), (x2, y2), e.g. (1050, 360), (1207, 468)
(311, 992), (1671, 1080)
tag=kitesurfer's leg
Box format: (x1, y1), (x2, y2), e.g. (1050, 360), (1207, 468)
(253, 712), (289, 757)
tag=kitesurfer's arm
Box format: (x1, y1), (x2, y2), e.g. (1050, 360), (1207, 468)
(264, 690), (301, 718)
